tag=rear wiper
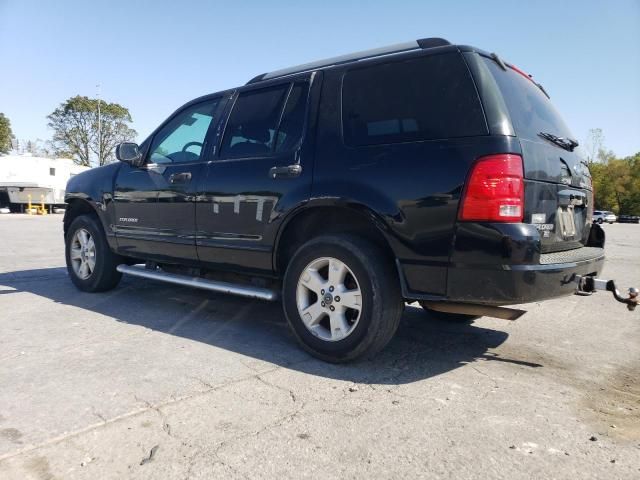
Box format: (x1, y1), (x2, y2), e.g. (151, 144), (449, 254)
(538, 132), (579, 152)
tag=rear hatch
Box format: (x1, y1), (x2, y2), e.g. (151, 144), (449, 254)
(481, 56), (593, 252)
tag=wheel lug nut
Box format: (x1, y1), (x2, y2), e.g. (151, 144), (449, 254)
(335, 296), (340, 302)
(329, 286), (334, 292)
(329, 306), (335, 312)
(321, 302), (325, 307)
(321, 289), (325, 295)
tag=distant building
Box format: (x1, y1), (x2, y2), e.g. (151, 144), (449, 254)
(0, 154), (90, 211)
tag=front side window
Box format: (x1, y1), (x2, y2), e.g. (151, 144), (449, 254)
(342, 53), (487, 146)
(148, 99), (220, 164)
(220, 81), (309, 159)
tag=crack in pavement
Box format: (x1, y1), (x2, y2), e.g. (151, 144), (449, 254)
(0, 358), (314, 463)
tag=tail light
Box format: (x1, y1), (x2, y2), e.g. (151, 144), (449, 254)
(458, 154), (524, 222)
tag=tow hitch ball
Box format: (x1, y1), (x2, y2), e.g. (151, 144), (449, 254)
(574, 275), (639, 311)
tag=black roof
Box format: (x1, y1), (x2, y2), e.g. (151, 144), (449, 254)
(246, 37), (455, 85)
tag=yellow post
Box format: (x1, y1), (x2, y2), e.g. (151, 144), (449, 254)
(40, 194), (47, 215)
(27, 194), (32, 215)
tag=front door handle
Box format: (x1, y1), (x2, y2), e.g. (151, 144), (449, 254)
(169, 172), (192, 184)
(269, 164), (302, 179)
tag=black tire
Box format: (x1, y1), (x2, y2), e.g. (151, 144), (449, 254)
(282, 235), (403, 363)
(597, 218), (603, 224)
(65, 214), (123, 292)
(418, 302), (479, 323)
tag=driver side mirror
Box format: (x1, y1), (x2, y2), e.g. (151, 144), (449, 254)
(115, 142), (143, 166)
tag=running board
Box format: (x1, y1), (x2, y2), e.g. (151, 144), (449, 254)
(116, 264), (278, 301)
(421, 301), (526, 321)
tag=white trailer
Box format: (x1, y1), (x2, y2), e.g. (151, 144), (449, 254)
(0, 154), (90, 211)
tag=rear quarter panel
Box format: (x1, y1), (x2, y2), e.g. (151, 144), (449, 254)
(313, 67), (522, 295)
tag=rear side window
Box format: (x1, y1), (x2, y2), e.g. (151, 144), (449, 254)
(483, 58), (574, 142)
(275, 82), (310, 153)
(220, 85), (289, 158)
(342, 53), (486, 146)
(220, 82), (309, 159)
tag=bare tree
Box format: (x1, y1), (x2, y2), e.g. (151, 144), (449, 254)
(584, 128), (605, 164)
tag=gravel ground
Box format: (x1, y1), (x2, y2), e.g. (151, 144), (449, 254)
(0, 214), (638, 479)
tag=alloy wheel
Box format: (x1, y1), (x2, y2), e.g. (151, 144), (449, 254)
(296, 257), (362, 341)
(70, 228), (96, 280)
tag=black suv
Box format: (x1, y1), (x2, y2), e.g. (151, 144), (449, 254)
(64, 37), (604, 362)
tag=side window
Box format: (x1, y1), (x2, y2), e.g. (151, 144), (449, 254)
(220, 85), (289, 159)
(342, 53), (487, 146)
(275, 82), (310, 153)
(148, 99), (220, 164)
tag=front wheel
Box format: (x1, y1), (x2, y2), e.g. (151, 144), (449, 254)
(597, 218), (603, 224)
(282, 235), (403, 363)
(65, 214), (123, 292)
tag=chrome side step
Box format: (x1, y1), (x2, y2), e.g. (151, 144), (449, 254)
(116, 264), (278, 301)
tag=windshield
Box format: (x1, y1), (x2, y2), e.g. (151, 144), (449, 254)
(483, 57), (575, 143)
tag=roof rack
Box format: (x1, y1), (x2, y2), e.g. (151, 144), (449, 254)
(247, 37), (451, 84)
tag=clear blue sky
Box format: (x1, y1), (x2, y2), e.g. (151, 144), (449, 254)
(1, 0), (639, 156)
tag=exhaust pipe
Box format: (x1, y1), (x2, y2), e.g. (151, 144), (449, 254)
(116, 264), (278, 301)
(422, 301), (526, 321)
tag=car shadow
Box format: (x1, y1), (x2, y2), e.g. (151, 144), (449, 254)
(0, 267), (542, 385)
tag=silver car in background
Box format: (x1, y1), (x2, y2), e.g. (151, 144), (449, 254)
(593, 210), (617, 224)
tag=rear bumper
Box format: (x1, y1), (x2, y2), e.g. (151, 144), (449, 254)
(399, 222), (605, 306)
(445, 249), (604, 305)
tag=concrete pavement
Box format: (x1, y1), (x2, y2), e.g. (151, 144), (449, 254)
(0, 214), (638, 479)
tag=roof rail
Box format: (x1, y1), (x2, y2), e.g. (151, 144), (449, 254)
(247, 37), (451, 84)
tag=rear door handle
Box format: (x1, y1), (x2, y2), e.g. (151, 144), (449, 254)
(269, 164), (302, 179)
(169, 172), (192, 184)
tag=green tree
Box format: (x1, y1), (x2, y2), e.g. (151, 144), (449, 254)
(590, 161), (616, 211)
(615, 152), (640, 215)
(590, 150), (640, 215)
(0, 113), (14, 154)
(47, 95), (137, 166)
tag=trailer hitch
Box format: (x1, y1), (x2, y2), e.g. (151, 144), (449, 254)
(574, 275), (639, 311)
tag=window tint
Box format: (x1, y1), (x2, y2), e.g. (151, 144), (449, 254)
(220, 85), (289, 158)
(149, 99), (219, 164)
(483, 58), (574, 142)
(275, 82), (310, 153)
(342, 53), (486, 146)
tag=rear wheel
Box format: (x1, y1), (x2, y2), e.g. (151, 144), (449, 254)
(282, 235), (403, 362)
(597, 218), (603, 224)
(65, 214), (122, 292)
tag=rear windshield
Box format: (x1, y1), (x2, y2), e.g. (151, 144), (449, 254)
(483, 57), (575, 142)
(342, 53), (487, 146)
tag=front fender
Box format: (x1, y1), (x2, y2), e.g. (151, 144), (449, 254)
(65, 163), (121, 246)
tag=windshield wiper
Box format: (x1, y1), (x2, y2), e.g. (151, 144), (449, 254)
(538, 132), (579, 152)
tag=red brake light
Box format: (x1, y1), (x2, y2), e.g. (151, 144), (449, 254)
(509, 64), (533, 82)
(458, 154), (524, 222)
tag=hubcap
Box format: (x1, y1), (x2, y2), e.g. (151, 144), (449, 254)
(70, 228), (96, 280)
(296, 257), (362, 342)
